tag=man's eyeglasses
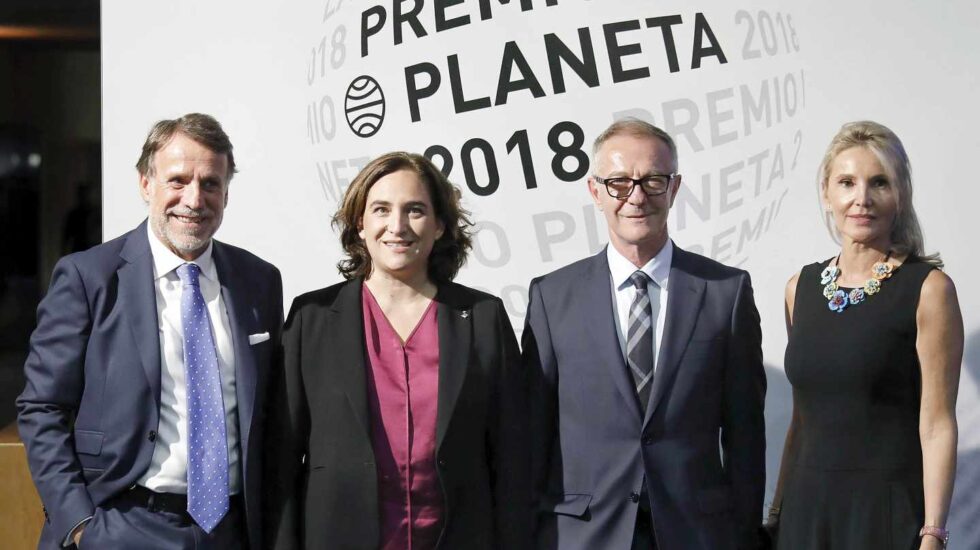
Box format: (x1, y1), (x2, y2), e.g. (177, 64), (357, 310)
(592, 174), (677, 199)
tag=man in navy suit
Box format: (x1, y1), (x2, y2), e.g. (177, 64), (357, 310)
(523, 119), (765, 550)
(17, 113), (283, 549)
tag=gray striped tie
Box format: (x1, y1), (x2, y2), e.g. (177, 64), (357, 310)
(627, 271), (655, 413)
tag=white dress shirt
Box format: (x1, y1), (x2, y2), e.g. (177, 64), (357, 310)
(139, 225), (241, 494)
(607, 239), (672, 374)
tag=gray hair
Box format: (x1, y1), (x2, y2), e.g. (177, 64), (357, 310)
(592, 117), (678, 172)
(817, 120), (941, 267)
(136, 113), (237, 181)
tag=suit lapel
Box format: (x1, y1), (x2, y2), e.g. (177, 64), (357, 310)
(585, 251), (643, 421)
(118, 221), (162, 408)
(435, 284), (472, 450)
(329, 279), (371, 439)
(212, 242), (258, 458)
(644, 247), (705, 425)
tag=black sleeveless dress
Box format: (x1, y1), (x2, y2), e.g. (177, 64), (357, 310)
(778, 258), (935, 550)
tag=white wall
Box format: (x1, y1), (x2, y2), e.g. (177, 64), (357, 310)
(103, 1), (980, 545)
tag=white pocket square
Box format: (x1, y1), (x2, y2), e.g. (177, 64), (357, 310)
(248, 332), (270, 345)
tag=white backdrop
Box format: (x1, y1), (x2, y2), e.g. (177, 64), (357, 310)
(103, 1), (980, 546)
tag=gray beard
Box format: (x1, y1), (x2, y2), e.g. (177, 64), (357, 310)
(150, 213), (211, 257)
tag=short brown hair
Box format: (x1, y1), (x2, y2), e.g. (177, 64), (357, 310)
(593, 117), (678, 171)
(136, 113), (237, 180)
(333, 152), (473, 283)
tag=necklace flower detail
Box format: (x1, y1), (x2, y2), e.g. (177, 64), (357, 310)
(820, 252), (893, 313)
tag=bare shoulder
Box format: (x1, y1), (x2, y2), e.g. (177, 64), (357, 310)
(785, 271), (802, 306)
(918, 269), (960, 320)
(785, 271), (801, 298)
(914, 269), (963, 378)
(783, 270), (803, 328)
(921, 268), (956, 297)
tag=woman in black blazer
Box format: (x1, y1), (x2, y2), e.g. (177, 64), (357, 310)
(264, 152), (530, 550)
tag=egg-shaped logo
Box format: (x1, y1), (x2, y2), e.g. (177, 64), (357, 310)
(345, 75), (385, 138)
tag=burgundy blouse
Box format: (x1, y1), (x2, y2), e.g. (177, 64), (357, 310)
(362, 286), (443, 550)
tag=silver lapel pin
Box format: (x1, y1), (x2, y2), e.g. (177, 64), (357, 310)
(460, 310), (470, 319)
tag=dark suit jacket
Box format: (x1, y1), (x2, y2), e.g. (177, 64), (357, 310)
(264, 278), (530, 550)
(16, 221), (283, 548)
(523, 245), (765, 550)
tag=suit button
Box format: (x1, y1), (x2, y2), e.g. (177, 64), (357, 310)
(437, 459), (447, 469)
(148, 430), (157, 442)
(642, 435), (653, 445)
(630, 492), (640, 503)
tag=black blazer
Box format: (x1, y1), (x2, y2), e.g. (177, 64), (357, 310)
(264, 278), (531, 550)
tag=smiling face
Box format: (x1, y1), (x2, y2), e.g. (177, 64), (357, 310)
(139, 132), (230, 261)
(589, 134), (680, 265)
(358, 169), (445, 282)
(823, 145), (899, 248)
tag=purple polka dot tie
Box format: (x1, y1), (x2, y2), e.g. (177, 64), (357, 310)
(177, 263), (229, 533)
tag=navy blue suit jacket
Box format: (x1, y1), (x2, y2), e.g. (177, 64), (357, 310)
(16, 221), (283, 548)
(523, 246), (765, 550)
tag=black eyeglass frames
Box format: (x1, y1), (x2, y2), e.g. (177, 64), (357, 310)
(592, 174), (677, 198)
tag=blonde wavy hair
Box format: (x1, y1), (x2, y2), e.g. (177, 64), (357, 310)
(817, 120), (942, 267)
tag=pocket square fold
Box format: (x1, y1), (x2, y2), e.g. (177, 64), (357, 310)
(248, 332), (270, 345)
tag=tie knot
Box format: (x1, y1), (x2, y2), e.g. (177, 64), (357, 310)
(629, 270), (649, 291)
(176, 263), (202, 286)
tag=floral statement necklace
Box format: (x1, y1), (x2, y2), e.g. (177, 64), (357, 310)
(820, 252), (893, 313)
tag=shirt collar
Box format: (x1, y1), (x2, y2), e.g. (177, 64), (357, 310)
(146, 223), (217, 282)
(607, 239), (673, 291)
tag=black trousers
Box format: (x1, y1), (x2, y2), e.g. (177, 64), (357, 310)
(631, 493), (658, 550)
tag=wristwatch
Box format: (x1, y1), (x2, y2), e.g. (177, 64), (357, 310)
(919, 525), (949, 548)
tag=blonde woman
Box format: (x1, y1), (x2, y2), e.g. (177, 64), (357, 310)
(770, 121), (962, 549)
